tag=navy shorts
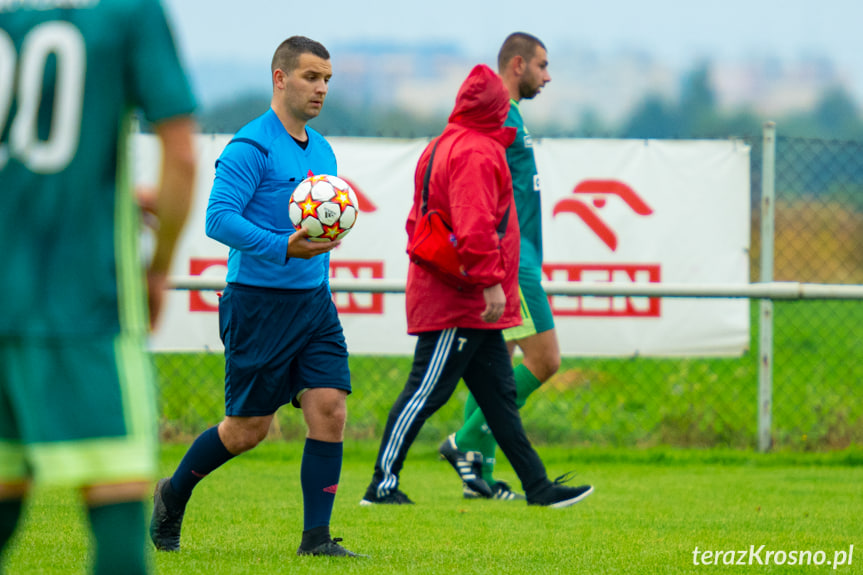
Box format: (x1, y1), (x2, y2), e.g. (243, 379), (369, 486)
(219, 283), (351, 416)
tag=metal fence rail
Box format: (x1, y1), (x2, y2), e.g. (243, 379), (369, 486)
(170, 276), (863, 300)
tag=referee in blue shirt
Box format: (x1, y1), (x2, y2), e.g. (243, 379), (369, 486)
(149, 36), (363, 558)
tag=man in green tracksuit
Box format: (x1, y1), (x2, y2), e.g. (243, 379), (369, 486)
(0, 2), (197, 572)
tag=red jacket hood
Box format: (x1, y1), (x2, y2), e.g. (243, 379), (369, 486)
(448, 64), (516, 148)
(404, 64), (521, 334)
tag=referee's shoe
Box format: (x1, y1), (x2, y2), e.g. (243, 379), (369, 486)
(439, 434), (494, 498)
(297, 536), (367, 558)
(150, 478), (186, 551)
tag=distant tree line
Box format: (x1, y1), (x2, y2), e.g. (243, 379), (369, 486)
(614, 64), (863, 141)
(194, 63), (863, 141)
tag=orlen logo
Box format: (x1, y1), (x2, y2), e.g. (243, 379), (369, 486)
(552, 180), (652, 251)
(188, 259), (385, 314)
(339, 176), (377, 213)
(550, 179), (659, 318)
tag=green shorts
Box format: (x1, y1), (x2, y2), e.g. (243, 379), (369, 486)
(0, 334), (158, 486)
(503, 266), (555, 342)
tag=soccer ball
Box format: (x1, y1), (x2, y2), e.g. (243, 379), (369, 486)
(289, 174), (359, 242)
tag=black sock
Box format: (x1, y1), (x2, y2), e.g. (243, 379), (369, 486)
(300, 438), (342, 532)
(0, 499), (23, 555)
(170, 425), (234, 501)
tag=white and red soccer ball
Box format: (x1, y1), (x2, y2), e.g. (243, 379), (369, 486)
(289, 174), (359, 242)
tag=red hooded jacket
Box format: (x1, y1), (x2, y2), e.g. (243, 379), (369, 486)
(405, 64), (520, 334)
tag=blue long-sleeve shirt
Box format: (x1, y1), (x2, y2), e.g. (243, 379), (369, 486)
(206, 109), (337, 289)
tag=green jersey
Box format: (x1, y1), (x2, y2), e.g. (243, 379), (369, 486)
(504, 100), (543, 269)
(0, 0), (196, 337)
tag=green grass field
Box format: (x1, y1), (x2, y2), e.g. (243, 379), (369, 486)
(4, 442), (862, 574)
(8, 300), (858, 572)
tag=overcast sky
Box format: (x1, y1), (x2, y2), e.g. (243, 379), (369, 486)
(162, 0), (863, 101)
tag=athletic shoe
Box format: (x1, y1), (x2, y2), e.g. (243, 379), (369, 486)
(149, 478), (186, 551)
(438, 434), (493, 498)
(527, 473), (594, 508)
(359, 487), (415, 505)
(297, 537), (367, 558)
(464, 480), (526, 501)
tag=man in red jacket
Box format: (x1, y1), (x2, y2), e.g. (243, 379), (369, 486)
(360, 64), (593, 508)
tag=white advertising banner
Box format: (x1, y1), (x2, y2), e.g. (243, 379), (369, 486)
(135, 135), (750, 357)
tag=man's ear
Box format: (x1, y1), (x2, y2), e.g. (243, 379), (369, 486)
(273, 68), (287, 90)
(511, 55), (526, 76)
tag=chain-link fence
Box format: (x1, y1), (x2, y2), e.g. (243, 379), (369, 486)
(153, 133), (863, 451)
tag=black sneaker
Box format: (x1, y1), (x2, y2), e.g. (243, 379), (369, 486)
(297, 537), (367, 558)
(527, 473), (594, 508)
(464, 480), (526, 501)
(438, 434), (493, 498)
(359, 487), (415, 505)
(150, 478), (186, 551)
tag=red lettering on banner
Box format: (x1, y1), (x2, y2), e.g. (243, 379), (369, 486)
(189, 259), (228, 312)
(330, 261), (384, 314)
(187, 258), (385, 314)
(543, 263), (661, 317)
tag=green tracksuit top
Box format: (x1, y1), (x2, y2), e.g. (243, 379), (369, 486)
(504, 100), (543, 270)
(0, 0), (196, 337)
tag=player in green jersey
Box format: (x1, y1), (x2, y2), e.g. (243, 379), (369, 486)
(441, 32), (562, 501)
(0, 1), (196, 573)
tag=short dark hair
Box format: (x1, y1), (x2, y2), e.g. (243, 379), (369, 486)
(497, 32), (546, 73)
(271, 36), (330, 74)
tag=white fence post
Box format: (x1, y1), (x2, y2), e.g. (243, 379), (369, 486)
(758, 122), (777, 452)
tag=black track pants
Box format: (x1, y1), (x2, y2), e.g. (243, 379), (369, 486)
(369, 327), (550, 498)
